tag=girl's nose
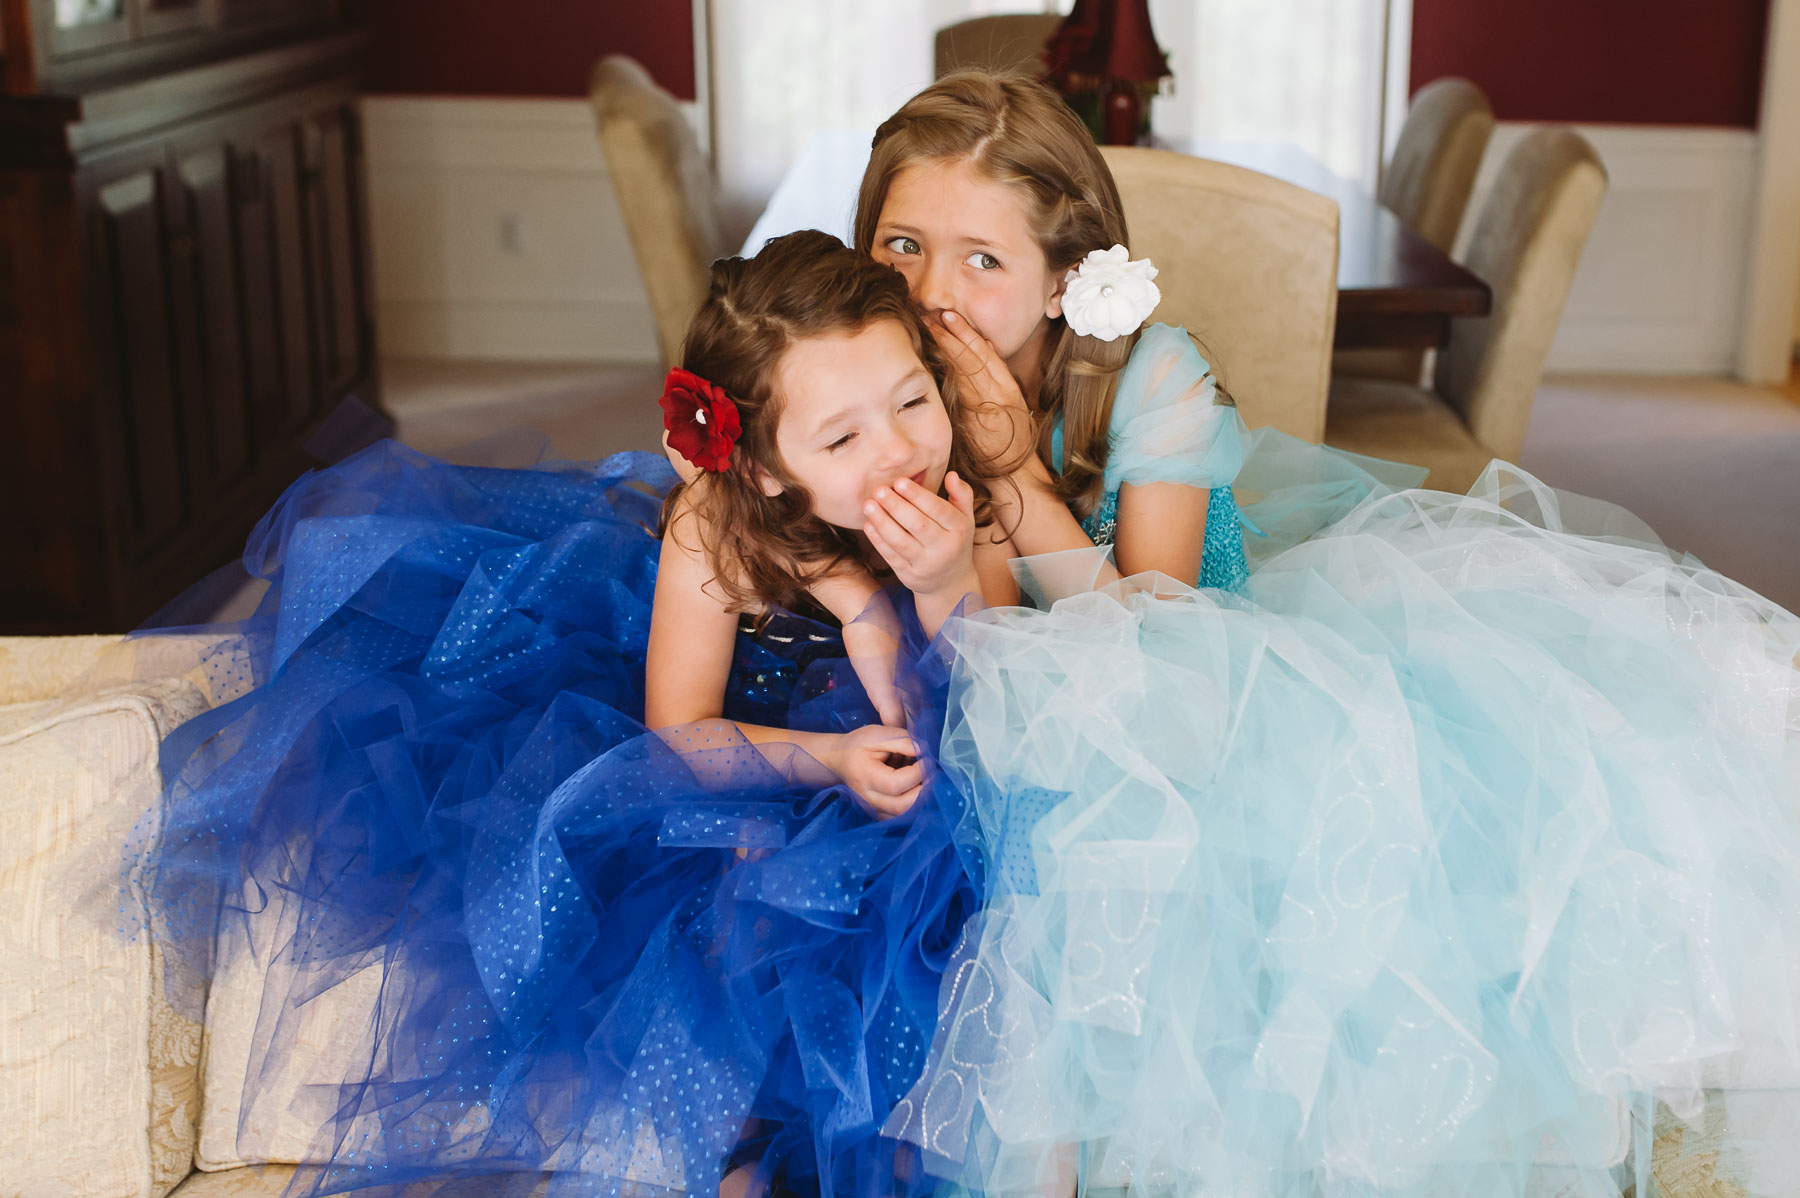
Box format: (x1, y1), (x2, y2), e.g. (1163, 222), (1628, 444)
(917, 256), (956, 314)
(873, 423), (915, 471)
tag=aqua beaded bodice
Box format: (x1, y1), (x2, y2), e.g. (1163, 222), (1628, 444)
(1054, 420), (1251, 592)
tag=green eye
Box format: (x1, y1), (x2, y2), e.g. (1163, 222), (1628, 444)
(885, 236), (921, 255)
(966, 252), (1000, 270)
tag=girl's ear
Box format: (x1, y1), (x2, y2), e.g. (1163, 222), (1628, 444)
(755, 463), (784, 498)
(1045, 268), (1070, 320)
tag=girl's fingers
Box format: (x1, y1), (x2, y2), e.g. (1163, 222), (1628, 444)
(939, 309), (991, 356)
(942, 470), (976, 520)
(872, 485), (933, 538)
(862, 783), (921, 819)
(876, 760), (925, 796)
(937, 313), (1027, 411)
(933, 311), (1001, 377)
(866, 727), (919, 754)
(891, 478), (967, 535)
(862, 518), (911, 573)
(864, 497), (921, 559)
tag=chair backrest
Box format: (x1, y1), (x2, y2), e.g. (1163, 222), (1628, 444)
(1101, 146), (1340, 442)
(590, 55), (730, 372)
(1378, 78), (1495, 252)
(934, 14), (1062, 78)
(1435, 127), (1607, 462)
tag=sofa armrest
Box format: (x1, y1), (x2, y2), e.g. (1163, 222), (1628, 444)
(0, 634), (128, 704)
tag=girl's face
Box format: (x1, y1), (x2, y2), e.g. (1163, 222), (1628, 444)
(871, 158), (1065, 374)
(767, 318), (953, 530)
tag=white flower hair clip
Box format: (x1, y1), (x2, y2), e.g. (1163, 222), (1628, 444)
(1061, 245), (1160, 342)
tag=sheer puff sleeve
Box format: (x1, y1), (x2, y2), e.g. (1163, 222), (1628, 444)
(1104, 323), (1248, 492)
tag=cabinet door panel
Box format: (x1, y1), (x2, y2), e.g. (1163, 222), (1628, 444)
(172, 142), (254, 489)
(238, 123), (317, 437)
(134, 0), (214, 40)
(299, 106), (361, 399)
(313, 104), (366, 393)
(91, 166), (187, 554)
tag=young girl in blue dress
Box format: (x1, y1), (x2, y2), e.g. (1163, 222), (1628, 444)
(133, 230), (1013, 1198)
(851, 71), (1800, 1198)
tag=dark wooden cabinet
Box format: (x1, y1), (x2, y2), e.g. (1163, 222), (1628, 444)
(4, 0), (334, 95)
(0, 24), (383, 631)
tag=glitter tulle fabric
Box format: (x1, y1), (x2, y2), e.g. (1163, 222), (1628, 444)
(126, 442), (975, 1198)
(890, 443), (1800, 1198)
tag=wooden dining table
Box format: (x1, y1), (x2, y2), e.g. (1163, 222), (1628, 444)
(741, 130), (1492, 351)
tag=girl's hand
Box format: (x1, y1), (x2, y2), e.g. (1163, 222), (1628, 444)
(821, 725), (925, 818)
(930, 310), (1034, 468)
(864, 472), (978, 601)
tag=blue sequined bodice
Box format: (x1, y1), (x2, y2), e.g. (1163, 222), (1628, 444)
(724, 607), (890, 734)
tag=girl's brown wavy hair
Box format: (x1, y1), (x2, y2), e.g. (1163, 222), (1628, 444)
(660, 229), (1004, 615)
(854, 69), (1140, 519)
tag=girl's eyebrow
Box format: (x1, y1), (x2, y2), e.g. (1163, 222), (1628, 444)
(807, 408), (857, 441)
(890, 366), (930, 394)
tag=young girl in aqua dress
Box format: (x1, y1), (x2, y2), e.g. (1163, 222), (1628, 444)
(847, 72), (1800, 1198)
(132, 230), (1019, 1198)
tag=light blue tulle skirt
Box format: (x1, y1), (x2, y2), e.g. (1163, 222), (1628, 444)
(889, 433), (1800, 1198)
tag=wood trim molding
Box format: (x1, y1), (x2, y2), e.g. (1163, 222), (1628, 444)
(1736, 0), (1800, 381)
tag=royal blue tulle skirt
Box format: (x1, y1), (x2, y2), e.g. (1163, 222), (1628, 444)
(128, 442), (976, 1198)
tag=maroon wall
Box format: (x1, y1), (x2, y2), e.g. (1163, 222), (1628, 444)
(352, 1), (695, 100)
(1410, 0), (1769, 127)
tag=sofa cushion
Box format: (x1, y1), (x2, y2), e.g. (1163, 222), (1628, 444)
(196, 942), (386, 1169)
(1652, 1090), (1800, 1198)
(167, 1165), (295, 1197)
(0, 679), (210, 1198)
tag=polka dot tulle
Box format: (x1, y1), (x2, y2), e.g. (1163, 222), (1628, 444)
(125, 441), (973, 1198)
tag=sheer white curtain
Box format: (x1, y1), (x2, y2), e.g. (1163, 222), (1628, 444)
(1148, 0), (1392, 190)
(707, 0), (1059, 230)
(705, 0), (1393, 227)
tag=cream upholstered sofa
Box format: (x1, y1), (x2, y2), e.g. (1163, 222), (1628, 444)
(0, 633), (433, 1198)
(0, 633), (1785, 1198)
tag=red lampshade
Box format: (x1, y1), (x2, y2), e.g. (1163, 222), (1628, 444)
(1103, 0), (1171, 83)
(1042, 0), (1107, 84)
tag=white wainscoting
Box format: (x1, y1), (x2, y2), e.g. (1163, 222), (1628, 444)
(1458, 122), (1758, 375)
(362, 96), (671, 363)
(363, 101), (1763, 373)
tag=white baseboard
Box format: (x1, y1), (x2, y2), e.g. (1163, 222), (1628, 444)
(377, 299), (659, 362)
(1459, 123), (1758, 375)
(362, 96), (696, 363)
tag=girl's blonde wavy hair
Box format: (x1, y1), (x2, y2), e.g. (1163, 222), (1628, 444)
(854, 70), (1136, 518)
(661, 230), (1003, 615)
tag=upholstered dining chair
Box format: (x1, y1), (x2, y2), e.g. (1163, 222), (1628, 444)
(590, 55), (732, 372)
(1324, 127), (1608, 492)
(1336, 77), (1496, 383)
(1382, 78), (1496, 252)
(934, 14), (1062, 79)
(1101, 145), (1340, 443)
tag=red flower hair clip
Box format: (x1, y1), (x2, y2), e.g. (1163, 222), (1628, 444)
(659, 368), (742, 473)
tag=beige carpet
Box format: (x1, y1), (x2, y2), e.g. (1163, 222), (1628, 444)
(1519, 373), (1800, 615)
(385, 358), (667, 464)
(384, 358), (1800, 615)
